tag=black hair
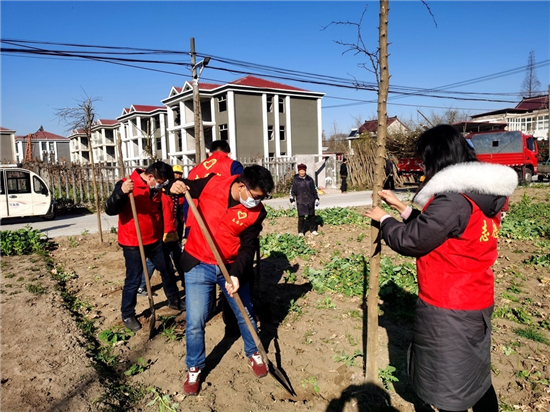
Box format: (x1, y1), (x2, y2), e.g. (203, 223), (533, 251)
(209, 140), (231, 154)
(239, 165), (274, 195)
(416, 124), (477, 185)
(144, 161), (174, 180)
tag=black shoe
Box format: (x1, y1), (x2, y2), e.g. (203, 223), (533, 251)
(169, 299), (186, 312)
(137, 287), (157, 297)
(123, 316), (142, 332)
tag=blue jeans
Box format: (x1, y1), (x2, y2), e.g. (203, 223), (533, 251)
(185, 262), (259, 369)
(121, 240), (180, 319)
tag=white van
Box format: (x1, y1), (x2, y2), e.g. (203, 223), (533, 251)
(0, 166), (55, 220)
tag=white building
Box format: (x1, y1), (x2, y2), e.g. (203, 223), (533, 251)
(117, 105), (168, 166)
(470, 95), (549, 141)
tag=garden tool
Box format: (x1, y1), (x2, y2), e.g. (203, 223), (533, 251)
(184, 190), (296, 396)
(117, 147), (156, 339)
(128, 192), (157, 339)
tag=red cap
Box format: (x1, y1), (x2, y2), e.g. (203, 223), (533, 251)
(297, 163), (307, 171)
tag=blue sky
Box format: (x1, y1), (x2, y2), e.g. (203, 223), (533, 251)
(1, 1), (549, 138)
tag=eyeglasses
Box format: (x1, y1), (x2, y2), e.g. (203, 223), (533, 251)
(242, 182), (270, 201)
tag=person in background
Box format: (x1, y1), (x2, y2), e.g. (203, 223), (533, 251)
(365, 124), (517, 412)
(184, 140), (244, 336)
(168, 165), (274, 396)
(384, 155), (395, 190)
(105, 161), (186, 332)
(290, 163), (320, 236)
(172, 164), (186, 243)
(137, 189), (186, 306)
(340, 158), (348, 193)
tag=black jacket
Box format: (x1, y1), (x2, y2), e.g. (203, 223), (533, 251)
(381, 162), (517, 257)
(290, 174), (318, 216)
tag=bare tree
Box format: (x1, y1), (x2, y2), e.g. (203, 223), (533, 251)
(56, 95), (103, 243)
(521, 50), (542, 98)
(324, 1), (390, 383)
(326, 0), (436, 384)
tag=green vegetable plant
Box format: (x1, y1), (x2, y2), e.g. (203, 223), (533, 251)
(260, 233), (315, 260)
(147, 387), (179, 412)
(98, 327), (135, 346)
(301, 376), (320, 394)
(378, 364), (399, 390)
(158, 315), (184, 342)
(1, 226), (48, 256)
(125, 358), (152, 376)
(333, 350), (362, 367)
(316, 296), (336, 309)
(26, 283), (46, 295)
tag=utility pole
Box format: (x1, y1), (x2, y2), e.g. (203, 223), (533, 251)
(190, 37), (205, 164)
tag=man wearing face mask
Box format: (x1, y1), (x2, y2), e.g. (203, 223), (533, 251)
(105, 161), (186, 332)
(167, 165), (274, 396)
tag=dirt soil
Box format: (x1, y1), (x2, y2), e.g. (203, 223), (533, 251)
(1, 186), (550, 412)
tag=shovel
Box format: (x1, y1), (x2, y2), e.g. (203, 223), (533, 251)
(128, 192), (156, 339)
(184, 190), (296, 396)
(117, 149), (156, 339)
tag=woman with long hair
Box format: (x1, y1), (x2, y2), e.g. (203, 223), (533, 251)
(366, 124), (517, 412)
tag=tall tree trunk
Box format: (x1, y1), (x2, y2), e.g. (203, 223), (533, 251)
(366, 0), (390, 384)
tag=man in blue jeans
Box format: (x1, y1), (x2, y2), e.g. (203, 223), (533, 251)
(105, 161), (185, 332)
(168, 165), (274, 396)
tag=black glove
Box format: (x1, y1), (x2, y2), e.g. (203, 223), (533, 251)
(290, 197), (295, 203)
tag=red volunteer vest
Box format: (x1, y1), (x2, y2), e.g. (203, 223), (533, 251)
(184, 175), (263, 265)
(188, 151), (234, 180)
(416, 194), (500, 310)
(117, 169), (163, 247)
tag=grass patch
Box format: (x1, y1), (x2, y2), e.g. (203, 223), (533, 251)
(513, 327), (549, 345)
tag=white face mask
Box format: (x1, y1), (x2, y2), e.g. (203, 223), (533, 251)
(150, 183), (163, 191)
(240, 186), (261, 209)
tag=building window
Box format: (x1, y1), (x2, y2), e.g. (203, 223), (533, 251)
(268, 152), (274, 158)
(279, 96), (285, 113)
(268, 125), (274, 141)
(266, 95), (274, 112)
(280, 151), (286, 156)
(279, 125), (286, 141)
(156, 137), (162, 151)
(219, 124), (228, 141)
(218, 94), (227, 112)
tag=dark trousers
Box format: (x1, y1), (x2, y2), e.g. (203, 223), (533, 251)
(298, 215), (317, 234)
(140, 241), (185, 290)
(439, 384), (498, 412)
(383, 174), (395, 190)
(121, 240), (180, 318)
(340, 176), (348, 192)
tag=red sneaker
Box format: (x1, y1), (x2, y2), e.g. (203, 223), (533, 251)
(249, 352), (268, 378)
(183, 367), (201, 396)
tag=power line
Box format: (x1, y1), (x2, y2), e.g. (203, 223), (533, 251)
(2, 38), (547, 106)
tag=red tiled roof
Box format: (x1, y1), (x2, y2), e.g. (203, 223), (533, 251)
(96, 119), (119, 126)
(1, 127), (15, 131)
(359, 116), (399, 134)
(199, 82), (222, 91)
(131, 105), (165, 112)
(515, 95), (548, 111)
(229, 75), (307, 92)
(16, 130), (68, 140)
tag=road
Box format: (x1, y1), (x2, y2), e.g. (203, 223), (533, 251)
(0, 187), (415, 238)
